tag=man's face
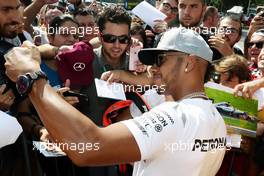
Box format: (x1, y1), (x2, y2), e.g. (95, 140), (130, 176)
(178, 0), (205, 27)
(100, 22), (130, 62)
(151, 52), (186, 95)
(75, 15), (97, 42)
(158, 0), (178, 23)
(0, 0), (22, 38)
(218, 18), (241, 47)
(248, 35), (264, 65)
(212, 11), (220, 27)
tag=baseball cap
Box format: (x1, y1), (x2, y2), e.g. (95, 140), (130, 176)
(56, 42), (94, 88)
(138, 27), (213, 65)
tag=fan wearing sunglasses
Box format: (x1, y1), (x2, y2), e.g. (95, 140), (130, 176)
(256, 39), (264, 79)
(247, 29), (264, 77)
(77, 6), (132, 175)
(158, 0), (178, 24)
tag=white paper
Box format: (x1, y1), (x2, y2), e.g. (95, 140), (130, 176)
(95, 78), (126, 100)
(226, 133), (241, 148)
(0, 111), (22, 148)
(33, 141), (66, 157)
(132, 1), (167, 28)
(253, 88), (264, 110)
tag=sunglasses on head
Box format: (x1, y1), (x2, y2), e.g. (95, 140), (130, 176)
(100, 33), (131, 44)
(247, 42), (264, 49)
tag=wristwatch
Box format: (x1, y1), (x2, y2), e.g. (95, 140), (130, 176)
(16, 71), (47, 96)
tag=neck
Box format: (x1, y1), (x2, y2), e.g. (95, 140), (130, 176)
(172, 83), (205, 101)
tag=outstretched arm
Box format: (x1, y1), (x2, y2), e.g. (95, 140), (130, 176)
(23, 0), (58, 35)
(4, 46), (141, 166)
(101, 69), (153, 86)
(234, 77), (264, 98)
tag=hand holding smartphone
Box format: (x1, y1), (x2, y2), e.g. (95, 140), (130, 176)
(129, 44), (143, 71)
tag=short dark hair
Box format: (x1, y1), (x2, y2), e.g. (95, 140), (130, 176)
(203, 6), (218, 22)
(97, 5), (131, 32)
(48, 15), (79, 37)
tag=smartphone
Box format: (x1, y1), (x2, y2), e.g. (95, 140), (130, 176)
(63, 91), (89, 102)
(129, 45), (143, 71)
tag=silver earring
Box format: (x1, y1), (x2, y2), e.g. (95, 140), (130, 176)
(185, 68), (188, 72)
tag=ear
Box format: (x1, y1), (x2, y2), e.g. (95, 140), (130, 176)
(184, 55), (196, 73)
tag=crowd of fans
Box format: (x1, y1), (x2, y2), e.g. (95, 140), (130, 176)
(1, 0), (264, 175)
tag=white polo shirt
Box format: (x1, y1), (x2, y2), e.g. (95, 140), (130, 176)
(122, 98), (227, 176)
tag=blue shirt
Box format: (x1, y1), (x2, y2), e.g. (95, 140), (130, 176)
(40, 62), (62, 89)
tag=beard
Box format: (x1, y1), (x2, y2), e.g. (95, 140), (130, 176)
(179, 10), (203, 28)
(180, 20), (201, 28)
(102, 46), (126, 62)
(0, 23), (20, 39)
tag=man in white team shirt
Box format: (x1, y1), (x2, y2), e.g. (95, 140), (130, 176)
(4, 27), (226, 176)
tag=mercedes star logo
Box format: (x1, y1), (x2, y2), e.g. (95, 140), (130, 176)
(73, 62), (86, 71)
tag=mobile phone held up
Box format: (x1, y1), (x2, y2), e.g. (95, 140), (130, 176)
(63, 91), (89, 102)
(129, 44), (143, 71)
